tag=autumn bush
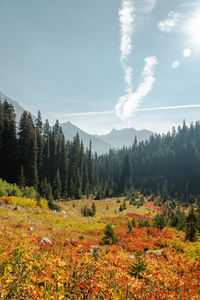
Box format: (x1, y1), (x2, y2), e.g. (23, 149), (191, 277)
(0, 197), (199, 299)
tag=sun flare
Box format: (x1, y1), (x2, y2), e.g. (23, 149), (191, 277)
(185, 9), (200, 49)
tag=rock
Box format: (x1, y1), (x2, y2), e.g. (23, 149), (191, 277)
(130, 255), (135, 260)
(40, 237), (52, 244)
(13, 206), (18, 211)
(146, 249), (162, 256)
(90, 245), (99, 249)
(61, 211), (66, 214)
(153, 249), (162, 256)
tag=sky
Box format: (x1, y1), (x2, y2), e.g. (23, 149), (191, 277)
(0, 0), (200, 134)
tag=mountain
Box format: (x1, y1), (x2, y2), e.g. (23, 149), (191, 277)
(97, 127), (153, 149)
(0, 91), (153, 154)
(61, 122), (113, 155)
(0, 91), (35, 123)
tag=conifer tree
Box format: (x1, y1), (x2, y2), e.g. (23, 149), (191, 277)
(53, 169), (62, 200)
(102, 224), (118, 245)
(185, 207), (198, 242)
(18, 166), (25, 188)
(18, 112), (38, 187)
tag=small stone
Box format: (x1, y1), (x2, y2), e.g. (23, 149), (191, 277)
(40, 237), (52, 244)
(29, 227), (34, 231)
(90, 245), (99, 249)
(153, 249), (162, 256)
(130, 255), (135, 260)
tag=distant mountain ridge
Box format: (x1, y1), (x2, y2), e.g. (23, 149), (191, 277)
(97, 127), (153, 149)
(0, 91), (35, 123)
(61, 122), (112, 155)
(1, 91), (154, 154)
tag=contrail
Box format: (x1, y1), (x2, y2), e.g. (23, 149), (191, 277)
(61, 104), (200, 117)
(136, 103), (200, 112)
(116, 0), (158, 120)
(122, 56), (158, 119)
(60, 111), (115, 117)
(119, 0), (135, 94)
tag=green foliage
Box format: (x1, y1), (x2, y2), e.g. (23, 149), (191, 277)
(132, 217), (136, 227)
(128, 252), (148, 279)
(102, 224), (118, 245)
(185, 207), (198, 242)
(127, 221), (132, 233)
(81, 202), (96, 217)
(169, 209), (186, 231)
(53, 169), (62, 200)
(0, 178), (38, 199)
(138, 219), (150, 228)
(153, 214), (166, 230)
(92, 248), (99, 261)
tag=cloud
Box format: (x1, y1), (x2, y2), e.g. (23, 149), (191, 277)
(117, 56), (158, 119)
(158, 11), (180, 33)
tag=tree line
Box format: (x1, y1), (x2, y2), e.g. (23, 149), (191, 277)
(96, 120), (200, 204)
(1, 100), (200, 205)
(0, 100), (99, 201)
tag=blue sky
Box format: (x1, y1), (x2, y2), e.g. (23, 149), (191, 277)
(0, 0), (200, 134)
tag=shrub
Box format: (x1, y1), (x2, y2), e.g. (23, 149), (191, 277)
(128, 252), (147, 279)
(102, 224), (118, 245)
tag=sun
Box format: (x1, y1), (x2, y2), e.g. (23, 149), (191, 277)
(185, 9), (200, 49)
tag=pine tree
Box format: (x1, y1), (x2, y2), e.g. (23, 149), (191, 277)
(132, 217), (136, 227)
(185, 207), (197, 242)
(91, 202), (96, 216)
(53, 169), (62, 200)
(128, 252), (147, 279)
(102, 224), (118, 245)
(18, 166), (25, 187)
(1, 101), (17, 182)
(18, 112), (38, 187)
(127, 221), (132, 233)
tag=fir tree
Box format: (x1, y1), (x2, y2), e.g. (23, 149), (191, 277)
(128, 252), (147, 279)
(185, 207), (198, 242)
(18, 166), (25, 188)
(102, 224), (118, 245)
(53, 169), (62, 200)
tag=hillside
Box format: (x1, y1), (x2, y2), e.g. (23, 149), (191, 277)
(0, 91), (35, 123)
(0, 194), (199, 299)
(61, 121), (113, 154)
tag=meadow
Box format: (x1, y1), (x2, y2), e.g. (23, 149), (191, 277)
(0, 195), (199, 299)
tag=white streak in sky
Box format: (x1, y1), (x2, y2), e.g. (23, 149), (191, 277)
(61, 104), (200, 117)
(119, 0), (135, 61)
(122, 56), (158, 118)
(119, 0), (135, 95)
(116, 56), (158, 119)
(60, 111), (114, 117)
(116, 0), (158, 120)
